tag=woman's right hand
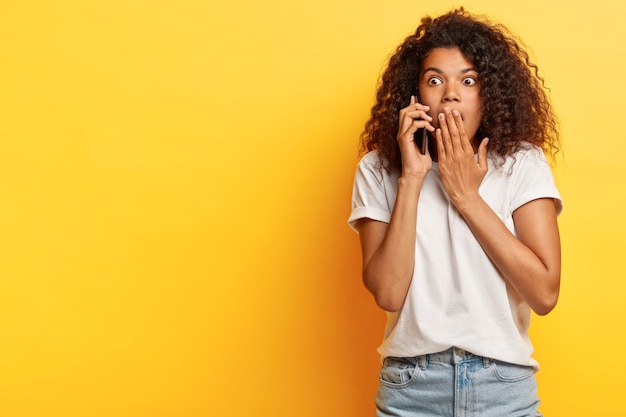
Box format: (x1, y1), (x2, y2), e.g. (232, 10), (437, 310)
(397, 95), (435, 177)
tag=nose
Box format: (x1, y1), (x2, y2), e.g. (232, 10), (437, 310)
(442, 84), (460, 102)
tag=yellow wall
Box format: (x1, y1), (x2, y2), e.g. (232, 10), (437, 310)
(0, 0), (622, 415)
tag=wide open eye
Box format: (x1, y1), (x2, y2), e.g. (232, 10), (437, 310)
(462, 77), (477, 86)
(427, 77), (443, 86)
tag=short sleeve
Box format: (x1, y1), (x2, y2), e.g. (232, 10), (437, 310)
(347, 151), (396, 232)
(510, 147), (563, 215)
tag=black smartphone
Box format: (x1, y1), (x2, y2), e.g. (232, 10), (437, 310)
(415, 128), (428, 155)
(413, 94), (429, 155)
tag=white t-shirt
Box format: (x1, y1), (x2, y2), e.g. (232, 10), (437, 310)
(348, 146), (562, 368)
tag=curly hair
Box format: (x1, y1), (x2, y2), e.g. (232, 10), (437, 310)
(360, 8), (560, 171)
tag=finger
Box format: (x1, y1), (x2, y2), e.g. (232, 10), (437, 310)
(399, 118), (429, 145)
(424, 132), (431, 157)
(451, 109), (470, 153)
(444, 108), (463, 152)
(402, 120), (434, 144)
(399, 97), (416, 119)
(438, 112), (453, 154)
(399, 98), (433, 142)
(400, 108), (434, 138)
(398, 106), (416, 135)
(405, 107), (433, 123)
(435, 128), (445, 159)
(477, 137), (489, 169)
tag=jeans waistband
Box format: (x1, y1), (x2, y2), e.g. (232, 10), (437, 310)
(417, 347), (492, 368)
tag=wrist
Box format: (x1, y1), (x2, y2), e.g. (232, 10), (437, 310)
(400, 170), (429, 184)
(453, 192), (483, 214)
(398, 173), (426, 186)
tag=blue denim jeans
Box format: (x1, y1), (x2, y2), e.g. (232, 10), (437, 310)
(376, 347), (543, 417)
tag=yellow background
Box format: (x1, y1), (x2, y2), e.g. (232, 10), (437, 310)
(0, 0), (623, 415)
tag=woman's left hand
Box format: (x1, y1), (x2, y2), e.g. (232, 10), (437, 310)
(435, 107), (489, 210)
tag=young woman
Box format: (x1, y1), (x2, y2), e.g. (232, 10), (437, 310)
(348, 9), (561, 417)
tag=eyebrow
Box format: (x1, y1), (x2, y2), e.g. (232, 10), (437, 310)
(422, 67), (478, 74)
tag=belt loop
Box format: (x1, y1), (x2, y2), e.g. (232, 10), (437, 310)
(483, 357), (491, 368)
(417, 354), (427, 370)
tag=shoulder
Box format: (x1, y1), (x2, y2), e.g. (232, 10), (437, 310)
(356, 150), (394, 180)
(515, 143), (550, 163)
(498, 143), (562, 214)
(358, 150), (384, 168)
(492, 143), (551, 173)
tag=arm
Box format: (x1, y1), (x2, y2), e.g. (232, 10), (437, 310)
(358, 96), (435, 312)
(358, 176), (423, 312)
(456, 196), (561, 315)
(436, 108), (561, 315)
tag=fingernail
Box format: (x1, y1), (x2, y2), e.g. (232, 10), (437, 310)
(439, 113), (445, 120)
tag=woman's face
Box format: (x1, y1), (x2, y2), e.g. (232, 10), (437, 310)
(418, 47), (483, 141)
